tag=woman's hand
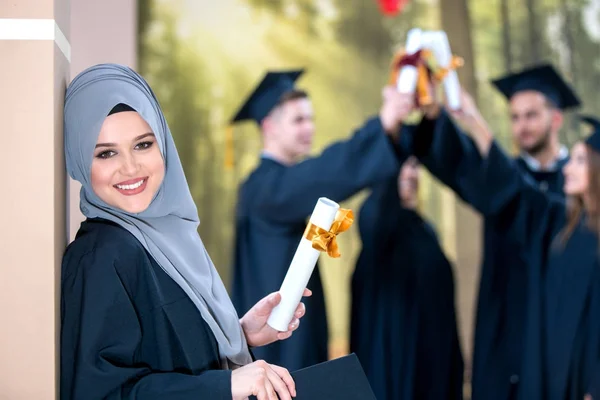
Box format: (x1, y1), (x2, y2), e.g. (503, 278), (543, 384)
(231, 360), (296, 400)
(240, 289), (311, 348)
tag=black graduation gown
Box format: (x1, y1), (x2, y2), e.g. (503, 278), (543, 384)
(466, 143), (600, 400)
(514, 157), (568, 195)
(408, 114), (568, 400)
(61, 218), (233, 400)
(231, 117), (400, 371)
(414, 118), (600, 399)
(350, 176), (464, 400)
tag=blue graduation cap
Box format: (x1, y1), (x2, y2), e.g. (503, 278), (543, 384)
(491, 64), (581, 110)
(231, 69), (305, 125)
(581, 115), (600, 152)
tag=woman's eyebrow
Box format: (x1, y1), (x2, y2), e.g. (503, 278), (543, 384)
(95, 132), (154, 148)
(135, 132), (155, 141)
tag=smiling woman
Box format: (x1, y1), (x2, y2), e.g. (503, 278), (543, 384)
(90, 104), (165, 213)
(60, 64), (311, 400)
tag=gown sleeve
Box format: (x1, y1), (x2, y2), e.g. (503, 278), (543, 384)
(407, 111), (482, 200)
(60, 252), (232, 400)
(409, 111), (565, 251)
(250, 117), (402, 224)
(460, 141), (565, 250)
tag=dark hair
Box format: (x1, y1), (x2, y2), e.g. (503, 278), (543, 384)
(263, 90), (309, 124)
(559, 144), (600, 247)
(543, 96), (560, 111)
(108, 103), (135, 115)
(276, 89), (309, 107)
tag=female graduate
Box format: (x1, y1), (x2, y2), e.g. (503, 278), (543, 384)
(418, 90), (600, 400)
(60, 64), (309, 400)
(350, 152), (463, 400)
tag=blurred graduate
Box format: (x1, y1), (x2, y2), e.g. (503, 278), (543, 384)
(411, 83), (600, 399)
(350, 144), (463, 400)
(229, 69), (414, 371)
(417, 64), (581, 400)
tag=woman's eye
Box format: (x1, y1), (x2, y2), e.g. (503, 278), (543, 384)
(96, 150), (116, 159)
(135, 141), (154, 150)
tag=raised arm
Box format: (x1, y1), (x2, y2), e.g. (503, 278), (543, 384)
(408, 91), (564, 249)
(396, 111), (482, 204)
(251, 89), (415, 224)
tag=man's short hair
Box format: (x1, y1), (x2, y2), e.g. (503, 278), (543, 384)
(276, 89), (309, 107)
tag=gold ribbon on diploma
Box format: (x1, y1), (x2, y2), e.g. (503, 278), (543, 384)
(389, 48), (464, 107)
(304, 209), (354, 258)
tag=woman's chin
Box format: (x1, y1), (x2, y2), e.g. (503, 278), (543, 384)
(564, 185), (583, 197)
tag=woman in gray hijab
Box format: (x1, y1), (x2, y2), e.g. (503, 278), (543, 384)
(61, 63), (309, 400)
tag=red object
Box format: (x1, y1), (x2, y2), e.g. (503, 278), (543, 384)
(378, 0), (408, 16)
(396, 50), (423, 68)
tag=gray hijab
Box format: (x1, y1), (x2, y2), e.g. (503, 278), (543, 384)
(64, 63), (252, 368)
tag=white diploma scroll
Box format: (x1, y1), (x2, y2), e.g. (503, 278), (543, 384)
(424, 31), (462, 109)
(267, 197), (340, 332)
(396, 28), (423, 94)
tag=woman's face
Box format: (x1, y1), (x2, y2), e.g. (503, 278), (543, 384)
(90, 111), (165, 213)
(398, 156), (420, 207)
(563, 141), (589, 197)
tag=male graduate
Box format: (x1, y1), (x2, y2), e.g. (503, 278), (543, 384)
(492, 64), (580, 193)
(230, 69), (414, 371)
(410, 63), (582, 400)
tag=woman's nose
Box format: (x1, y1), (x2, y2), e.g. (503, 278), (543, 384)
(120, 153), (139, 176)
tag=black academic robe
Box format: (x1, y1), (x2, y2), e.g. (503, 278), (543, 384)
(414, 117), (600, 399)
(515, 157), (568, 195)
(466, 143), (600, 400)
(61, 218), (233, 400)
(231, 117), (400, 371)
(408, 114), (568, 400)
(350, 175), (464, 400)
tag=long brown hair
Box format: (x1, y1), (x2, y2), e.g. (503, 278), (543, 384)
(559, 144), (600, 246)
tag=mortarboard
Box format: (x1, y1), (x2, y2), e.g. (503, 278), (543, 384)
(224, 69), (305, 169)
(231, 69), (305, 125)
(290, 353), (377, 400)
(491, 64), (581, 110)
(581, 114), (600, 152)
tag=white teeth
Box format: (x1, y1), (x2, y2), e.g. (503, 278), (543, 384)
(116, 179), (145, 190)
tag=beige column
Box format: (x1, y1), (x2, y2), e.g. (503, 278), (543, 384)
(68, 0), (137, 242)
(0, 0), (70, 398)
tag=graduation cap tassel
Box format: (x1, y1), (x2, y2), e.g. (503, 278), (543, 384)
(225, 125), (234, 170)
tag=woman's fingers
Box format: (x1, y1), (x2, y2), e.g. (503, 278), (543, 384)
(270, 363), (296, 398)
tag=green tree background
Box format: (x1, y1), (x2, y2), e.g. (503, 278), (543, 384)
(137, 0), (599, 394)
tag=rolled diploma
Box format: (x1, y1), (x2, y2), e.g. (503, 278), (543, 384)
(428, 31), (461, 109)
(396, 28), (423, 93)
(267, 197), (340, 331)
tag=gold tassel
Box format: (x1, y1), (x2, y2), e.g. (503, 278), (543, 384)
(225, 125), (234, 170)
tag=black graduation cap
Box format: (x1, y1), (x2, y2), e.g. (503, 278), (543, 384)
(581, 115), (600, 152)
(491, 64), (581, 110)
(224, 69), (304, 169)
(290, 354), (377, 399)
(231, 69), (305, 125)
